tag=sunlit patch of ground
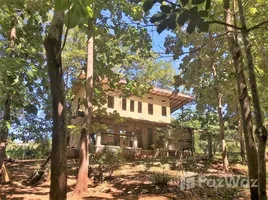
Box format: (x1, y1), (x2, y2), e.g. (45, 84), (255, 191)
(0, 158), (262, 200)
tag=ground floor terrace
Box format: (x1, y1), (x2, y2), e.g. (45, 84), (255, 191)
(69, 117), (194, 159)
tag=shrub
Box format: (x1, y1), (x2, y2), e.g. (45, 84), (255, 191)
(6, 140), (51, 159)
(96, 147), (124, 176)
(150, 172), (172, 186)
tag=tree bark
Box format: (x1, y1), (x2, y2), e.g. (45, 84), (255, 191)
(0, 96), (11, 169)
(0, 17), (16, 171)
(208, 134), (213, 159)
(211, 65), (229, 172)
(44, 11), (67, 200)
(217, 93), (229, 172)
(74, 18), (94, 196)
(238, 119), (246, 162)
(224, 0), (259, 199)
(237, 1), (267, 199)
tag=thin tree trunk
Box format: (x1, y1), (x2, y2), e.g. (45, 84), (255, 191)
(0, 96), (11, 169)
(237, 1), (267, 199)
(224, 0), (259, 199)
(74, 18), (94, 196)
(44, 11), (67, 200)
(217, 94), (229, 171)
(0, 17), (16, 171)
(238, 119), (246, 162)
(208, 134), (213, 159)
(211, 65), (229, 172)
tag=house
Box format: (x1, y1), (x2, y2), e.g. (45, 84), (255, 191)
(69, 75), (194, 157)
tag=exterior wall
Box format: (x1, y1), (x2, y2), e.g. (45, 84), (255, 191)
(72, 86), (171, 124)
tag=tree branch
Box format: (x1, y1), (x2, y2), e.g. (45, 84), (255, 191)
(248, 20), (268, 32)
(207, 20), (243, 30)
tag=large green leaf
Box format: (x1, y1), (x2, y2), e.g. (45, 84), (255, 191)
(167, 13), (177, 30)
(84, 6), (93, 18)
(55, 0), (70, 11)
(177, 10), (189, 26)
(150, 12), (167, 23)
(180, 0), (189, 7)
(160, 5), (172, 14)
(197, 20), (209, 32)
(64, 5), (81, 29)
(186, 22), (195, 34)
(192, 0), (206, 5)
(143, 0), (154, 12)
(157, 19), (168, 33)
(205, 0), (211, 10)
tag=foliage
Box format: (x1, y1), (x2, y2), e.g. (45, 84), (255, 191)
(142, 0), (211, 34)
(6, 141), (51, 159)
(94, 147), (124, 176)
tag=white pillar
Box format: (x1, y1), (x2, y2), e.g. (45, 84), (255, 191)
(164, 139), (169, 157)
(96, 132), (102, 152)
(133, 135), (138, 148)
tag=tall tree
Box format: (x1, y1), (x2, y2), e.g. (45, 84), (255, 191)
(44, 10), (67, 200)
(237, 0), (267, 198)
(74, 17), (94, 195)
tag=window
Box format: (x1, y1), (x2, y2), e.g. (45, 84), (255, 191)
(162, 106), (167, 117)
(107, 96), (114, 108)
(122, 98), (127, 110)
(130, 100), (135, 112)
(138, 102), (142, 113)
(148, 103), (153, 115)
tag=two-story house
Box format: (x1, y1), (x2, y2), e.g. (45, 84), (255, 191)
(69, 75), (194, 156)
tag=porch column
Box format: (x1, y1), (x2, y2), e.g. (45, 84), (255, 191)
(96, 132), (102, 152)
(164, 139), (169, 157)
(133, 135), (138, 148)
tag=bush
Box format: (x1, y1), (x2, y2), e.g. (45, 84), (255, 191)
(95, 147), (124, 176)
(6, 140), (51, 159)
(150, 172), (172, 186)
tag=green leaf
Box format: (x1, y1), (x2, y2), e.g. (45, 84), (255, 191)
(186, 22), (195, 34)
(6, 121), (11, 130)
(160, 5), (172, 14)
(177, 10), (189, 26)
(197, 20), (209, 32)
(27, 70), (35, 78)
(180, 0), (189, 7)
(157, 19), (168, 33)
(68, 125), (77, 129)
(199, 10), (209, 17)
(143, 0), (154, 13)
(192, 0), (206, 5)
(64, 5), (81, 29)
(55, 0), (69, 11)
(150, 13), (167, 23)
(205, 0), (211, 10)
(84, 6), (93, 18)
(167, 13), (177, 30)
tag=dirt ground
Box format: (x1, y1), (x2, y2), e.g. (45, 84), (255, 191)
(0, 158), (253, 200)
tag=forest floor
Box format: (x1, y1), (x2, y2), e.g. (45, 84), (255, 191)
(0, 157), (259, 200)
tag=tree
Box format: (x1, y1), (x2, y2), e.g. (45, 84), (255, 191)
(141, 0), (268, 198)
(237, 0), (267, 198)
(44, 10), (67, 200)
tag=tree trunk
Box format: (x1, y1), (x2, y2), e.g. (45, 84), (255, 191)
(0, 96), (11, 169)
(224, 0), (259, 199)
(238, 119), (246, 162)
(74, 18), (94, 196)
(211, 65), (229, 172)
(217, 94), (229, 172)
(0, 17), (16, 172)
(208, 134), (213, 159)
(237, 1), (267, 199)
(44, 11), (67, 200)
